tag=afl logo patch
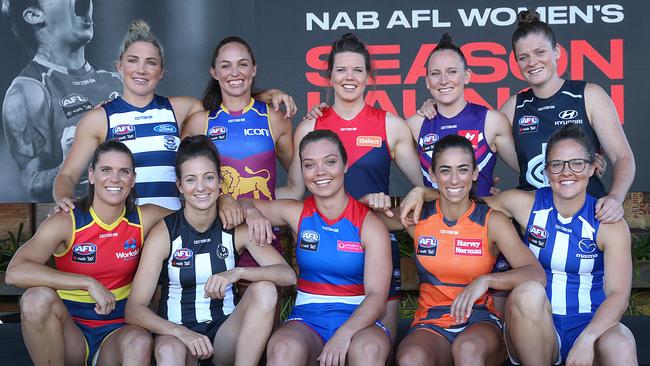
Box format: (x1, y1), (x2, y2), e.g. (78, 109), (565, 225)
(209, 126), (228, 141)
(216, 244), (230, 259)
(558, 109), (579, 120)
(527, 225), (548, 248)
(299, 230), (320, 251)
(163, 135), (178, 151)
(422, 133), (439, 146)
(518, 115), (539, 134)
(153, 124), (177, 134)
(60, 93), (93, 119)
(72, 243), (97, 263)
(171, 248), (193, 268)
(112, 124), (136, 141)
(417, 236), (438, 256)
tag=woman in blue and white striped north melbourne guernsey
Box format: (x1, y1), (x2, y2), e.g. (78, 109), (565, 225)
(400, 124), (637, 365)
(125, 135), (296, 365)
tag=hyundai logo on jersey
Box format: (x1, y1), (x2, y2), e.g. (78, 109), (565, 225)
(208, 126), (228, 141)
(417, 235), (438, 256)
(153, 124), (178, 134)
(112, 124), (136, 141)
(558, 109), (579, 120)
(518, 115), (539, 134)
(527, 225), (548, 248)
(72, 243), (97, 263)
(172, 248), (193, 268)
(299, 230), (320, 251)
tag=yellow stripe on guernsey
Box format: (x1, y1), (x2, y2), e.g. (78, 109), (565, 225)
(57, 283), (132, 303)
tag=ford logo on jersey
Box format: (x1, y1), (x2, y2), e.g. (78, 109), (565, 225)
(73, 243), (96, 255)
(208, 126), (228, 140)
(527, 225), (548, 248)
(422, 133), (439, 146)
(153, 124), (177, 134)
(112, 124), (135, 135)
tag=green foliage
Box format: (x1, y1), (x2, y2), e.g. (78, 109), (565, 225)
(632, 233), (650, 278)
(0, 223), (24, 271)
(396, 229), (413, 258)
(399, 292), (418, 319)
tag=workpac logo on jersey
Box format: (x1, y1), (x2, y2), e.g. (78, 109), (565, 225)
(421, 133), (439, 152)
(171, 248), (193, 268)
(60, 93), (93, 119)
(577, 238), (599, 259)
(163, 135), (178, 151)
(454, 238), (483, 256)
(416, 235), (438, 256)
(153, 124), (177, 134)
(356, 135), (382, 148)
(299, 230), (320, 251)
(72, 243), (97, 263)
(337, 240), (364, 253)
(518, 115), (539, 134)
(527, 225), (548, 248)
(208, 126), (228, 141)
(112, 124), (136, 141)
(116, 238), (139, 260)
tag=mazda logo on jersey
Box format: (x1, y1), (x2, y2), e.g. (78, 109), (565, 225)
(527, 225), (548, 248)
(209, 126), (228, 140)
(578, 239), (597, 253)
(72, 243), (97, 263)
(172, 248), (193, 268)
(558, 109), (579, 120)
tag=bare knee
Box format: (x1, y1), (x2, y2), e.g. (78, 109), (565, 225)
(597, 324), (637, 365)
(452, 338), (483, 365)
(20, 287), (61, 324)
(348, 337), (386, 365)
(507, 281), (548, 316)
(120, 327), (153, 362)
(155, 337), (186, 364)
(247, 280), (277, 312)
(267, 334), (305, 365)
(396, 342), (429, 366)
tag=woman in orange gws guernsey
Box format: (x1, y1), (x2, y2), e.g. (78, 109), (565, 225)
(6, 140), (170, 366)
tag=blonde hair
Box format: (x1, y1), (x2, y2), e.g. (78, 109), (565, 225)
(118, 19), (164, 66)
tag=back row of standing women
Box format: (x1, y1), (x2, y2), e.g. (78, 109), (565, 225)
(7, 7), (638, 366)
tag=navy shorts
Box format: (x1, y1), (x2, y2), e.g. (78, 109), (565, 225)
(183, 316), (230, 343)
(389, 232), (401, 300)
(75, 321), (124, 366)
(410, 309), (503, 344)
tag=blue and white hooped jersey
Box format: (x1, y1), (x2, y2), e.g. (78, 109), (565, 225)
(295, 195), (369, 307)
(524, 187), (604, 315)
(104, 95), (181, 210)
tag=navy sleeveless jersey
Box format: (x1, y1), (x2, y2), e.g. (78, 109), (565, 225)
(104, 95), (181, 210)
(512, 80), (605, 197)
(158, 210), (239, 325)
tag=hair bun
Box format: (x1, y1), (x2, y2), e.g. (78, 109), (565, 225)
(128, 19), (151, 35)
(341, 33), (359, 41)
(1, 0), (11, 16)
(517, 10), (541, 26)
(439, 32), (453, 45)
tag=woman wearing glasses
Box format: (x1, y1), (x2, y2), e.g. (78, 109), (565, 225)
(401, 124), (637, 365)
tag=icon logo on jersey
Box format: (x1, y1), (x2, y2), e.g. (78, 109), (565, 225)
(60, 93), (93, 119)
(421, 134), (439, 152)
(337, 240), (364, 253)
(153, 124), (177, 134)
(517, 115), (539, 134)
(299, 230), (320, 251)
(216, 244), (230, 259)
(459, 130), (480, 149)
(356, 136), (382, 148)
(171, 248), (193, 268)
(527, 225), (548, 248)
(208, 126), (228, 141)
(244, 128), (270, 137)
(163, 135), (178, 151)
(417, 236), (438, 256)
(558, 109), (579, 120)
(454, 238), (483, 256)
(112, 124), (136, 141)
(72, 243), (97, 263)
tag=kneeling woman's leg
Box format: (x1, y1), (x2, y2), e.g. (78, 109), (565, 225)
(396, 328), (452, 366)
(595, 322), (638, 365)
(451, 322), (505, 366)
(96, 324), (153, 366)
(347, 323), (391, 366)
(20, 286), (86, 365)
(154, 335), (192, 366)
(267, 321), (324, 366)
(212, 280), (278, 366)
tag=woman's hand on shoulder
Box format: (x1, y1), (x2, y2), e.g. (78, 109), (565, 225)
(360, 192), (393, 217)
(303, 102), (330, 121)
(595, 195), (624, 224)
(417, 98), (438, 120)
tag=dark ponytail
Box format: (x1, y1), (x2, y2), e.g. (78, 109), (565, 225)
(426, 32), (468, 69)
(512, 10), (558, 51)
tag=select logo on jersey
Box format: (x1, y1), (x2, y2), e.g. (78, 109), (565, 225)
(454, 238), (483, 256)
(337, 240), (364, 253)
(209, 126), (228, 141)
(459, 130), (480, 149)
(116, 238), (139, 260)
(244, 128), (270, 137)
(72, 243), (97, 263)
(421, 133), (439, 152)
(416, 236), (438, 256)
(112, 124), (136, 141)
(356, 136), (382, 148)
(153, 124), (177, 134)
(527, 225), (548, 248)
(299, 230), (320, 251)
(216, 244), (230, 259)
(518, 115), (539, 134)
(558, 109), (579, 120)
(171, 248), (193, 268)
(163, 135), (178, 151)
(60, 93), (93, 119)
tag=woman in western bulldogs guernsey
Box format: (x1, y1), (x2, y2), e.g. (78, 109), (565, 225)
(5, 140), (170, 365)
(238, 129), (392, 366)
(124, 135), (295, 365)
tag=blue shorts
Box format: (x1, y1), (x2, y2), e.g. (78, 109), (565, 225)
(389, 232), (401, 300)
(287, 302), (390, 343)
(410, 309), (503, 344)
(75, 322), (124, 366)
(554, 313), (593, 362)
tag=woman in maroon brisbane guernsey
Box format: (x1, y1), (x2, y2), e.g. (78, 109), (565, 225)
(6, 140), (170, 366)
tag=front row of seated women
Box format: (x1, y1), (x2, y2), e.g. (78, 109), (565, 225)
(7, 125), (637, 365)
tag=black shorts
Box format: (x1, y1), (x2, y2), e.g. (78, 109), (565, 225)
(389, 232), (401, 300)
(183, 316), (229, 343)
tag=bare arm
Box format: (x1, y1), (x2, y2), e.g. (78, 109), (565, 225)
(180, 109), (208, 138)
(169, 96), (203, 131)
(275, 119), (313, 199)
(585, 83), (635, 223)
(498, 95), (517, 126)
(404, 114), (425, 143)
(254, 89), (297, 119)
(482, 189), (535, 227)
(386, 112), (424, 188)
(485, 109), (519, 172)
(269, 107), (294, 170)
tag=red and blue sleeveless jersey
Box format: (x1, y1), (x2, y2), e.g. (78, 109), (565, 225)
(314, 104), (391, 199)
(54, 206), (144, 327)
(295, 196), (369, 306)
(205, 99), (277, 200)
(417, 102), (496, 196)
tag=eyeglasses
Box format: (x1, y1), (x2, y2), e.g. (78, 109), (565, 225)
(545, 158), (592, 174)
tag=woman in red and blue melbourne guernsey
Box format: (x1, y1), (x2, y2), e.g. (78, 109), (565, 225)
(6, 140), (170, 365)
(239, 130), (392, 365)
